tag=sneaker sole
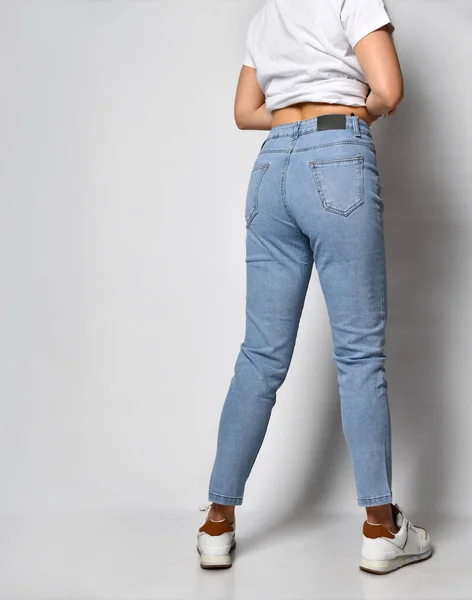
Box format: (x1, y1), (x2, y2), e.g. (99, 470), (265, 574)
(359, 547), (433, 575)
(197, 540), (236, 570)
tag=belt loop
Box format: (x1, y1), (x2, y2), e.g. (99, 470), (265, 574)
(352, 115), (361, 137)
(292, 121), (300, 141)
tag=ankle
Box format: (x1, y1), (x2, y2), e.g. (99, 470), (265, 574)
(367, 518), (399, 533)
(365, 504), (400, 534)
(208, 503), (235, 522)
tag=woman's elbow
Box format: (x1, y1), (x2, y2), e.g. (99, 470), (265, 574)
(234, 111), (249, 130)
(386, 90), (404, 111)
(378, 85), (404, 111)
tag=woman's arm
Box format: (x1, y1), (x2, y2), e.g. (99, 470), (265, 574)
(354, 25), (404, 118)
(234, 66), (273, 130)
(234, 24), (402, 128)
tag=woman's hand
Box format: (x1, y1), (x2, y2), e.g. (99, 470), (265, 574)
(364, 89), (379, 124)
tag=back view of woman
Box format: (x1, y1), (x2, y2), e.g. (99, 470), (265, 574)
(196, 0), (433, 575)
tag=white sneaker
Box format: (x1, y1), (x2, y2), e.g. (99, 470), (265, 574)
(360, 503), (432, 574)
(196, 502), (236, 569)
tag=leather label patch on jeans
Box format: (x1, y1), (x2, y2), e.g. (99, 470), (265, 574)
(317, 114), (346, 131)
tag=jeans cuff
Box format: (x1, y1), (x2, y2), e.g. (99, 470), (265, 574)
(208, 491), (243, 506)
(357, 494), (392, 507)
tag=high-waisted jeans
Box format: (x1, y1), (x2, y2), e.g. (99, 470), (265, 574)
(208, 115), (392, 508)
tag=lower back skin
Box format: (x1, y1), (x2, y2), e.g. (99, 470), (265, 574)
(271, 101), (374, 127)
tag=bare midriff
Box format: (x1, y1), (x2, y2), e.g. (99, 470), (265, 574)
(271, 101), (373, 128)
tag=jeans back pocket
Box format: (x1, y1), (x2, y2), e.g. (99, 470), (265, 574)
(309, 155), (364, 217)
(245, 163), (269, 226)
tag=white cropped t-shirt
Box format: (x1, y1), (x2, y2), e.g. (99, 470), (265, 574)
(243, 0), (395, 114)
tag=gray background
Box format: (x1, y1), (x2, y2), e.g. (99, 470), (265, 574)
(0, 1), (471, 597)
(0, 0), (472, 600)
(1, 0), (471, 515)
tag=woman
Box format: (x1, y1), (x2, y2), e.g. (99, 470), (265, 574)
(197, 0), (432, 574)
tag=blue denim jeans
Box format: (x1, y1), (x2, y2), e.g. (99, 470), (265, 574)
(208, 115), (392, 508)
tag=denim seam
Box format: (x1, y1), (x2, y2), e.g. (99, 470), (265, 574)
(209, 489), (243, 501)
(246, 163), (270, 227)
(295, 139), (376, 154)
(261, 140), (376, 155)
(295, 140), (375, 153)
(280, 140), (305, 234)
(358, 494), (392, 500)
(381, 224), (387, 332)
(380, 228), (391, 490)
(208, 491), (243, 500)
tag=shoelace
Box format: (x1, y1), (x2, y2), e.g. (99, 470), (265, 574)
(404, 517), (419, 534)
(395, 504), (419, 534)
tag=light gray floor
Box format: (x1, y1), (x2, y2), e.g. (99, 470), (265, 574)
(0, 510), (469, 600)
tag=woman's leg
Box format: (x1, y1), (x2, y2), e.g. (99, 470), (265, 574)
(315, 204), (393, 510)
(287, 123), (393, 511)
(312, 153), (392, 510)
(207, 151), (313, 509)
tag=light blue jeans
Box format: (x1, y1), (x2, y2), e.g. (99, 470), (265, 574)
(208, 115), (392, 508)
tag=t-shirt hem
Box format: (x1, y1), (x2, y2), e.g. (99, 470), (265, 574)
(266, 93), (368, 115)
